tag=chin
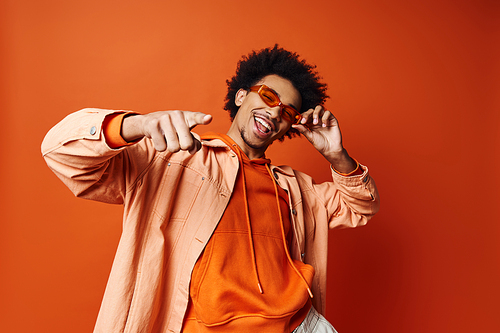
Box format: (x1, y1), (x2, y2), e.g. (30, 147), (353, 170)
(240, 129), (270, 150)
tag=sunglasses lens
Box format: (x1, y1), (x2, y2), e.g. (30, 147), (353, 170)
(259, 88), (279, 106)
(281, 107), (293, 122)
(282, 107), (301, 124)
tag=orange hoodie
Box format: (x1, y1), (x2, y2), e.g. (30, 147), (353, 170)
(182, 133), (313, 333)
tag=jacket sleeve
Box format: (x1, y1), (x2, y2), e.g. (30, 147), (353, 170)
(310, 164), (380, 229)
(41, 108), (156, 204)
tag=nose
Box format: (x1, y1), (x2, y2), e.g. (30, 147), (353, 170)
(266, 105), (282, 121)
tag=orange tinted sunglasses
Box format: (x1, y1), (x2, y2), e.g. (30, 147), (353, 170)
(249, 85), (302, 124)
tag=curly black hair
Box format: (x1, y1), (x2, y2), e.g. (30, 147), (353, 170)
(224, 44), (328, 139)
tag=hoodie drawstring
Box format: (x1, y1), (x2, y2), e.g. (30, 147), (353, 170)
(265, 164), (314, 299)
(231, 144), (264, 294)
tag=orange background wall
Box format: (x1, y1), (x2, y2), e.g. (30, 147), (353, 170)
(1, 0), (498, 332)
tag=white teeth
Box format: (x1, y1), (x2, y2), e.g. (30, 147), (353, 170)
(255, 117), (272, 131)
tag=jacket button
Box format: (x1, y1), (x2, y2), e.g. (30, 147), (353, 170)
(90, 126), (97, 135)
(292, 209), (297, 215)
(363, 176), (369, 183)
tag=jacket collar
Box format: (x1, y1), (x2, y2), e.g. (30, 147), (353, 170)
(270, 165), (295, 177)
(201, 133), (296, 177)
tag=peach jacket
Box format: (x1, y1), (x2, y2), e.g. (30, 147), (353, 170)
(42, 109), (380, 333)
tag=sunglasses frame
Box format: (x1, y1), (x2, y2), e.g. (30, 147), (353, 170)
(249, 85), (303, 125)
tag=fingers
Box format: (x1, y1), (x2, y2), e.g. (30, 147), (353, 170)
(142, 110), (212, 153)
(292, 105), (345, 155)
(294, 105), (337, 131)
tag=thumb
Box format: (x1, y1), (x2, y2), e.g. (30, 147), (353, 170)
(187, 112), (213, 129)
(292, 123), (313, 138)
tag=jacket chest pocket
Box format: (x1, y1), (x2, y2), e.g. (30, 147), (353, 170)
(153, 164), (205, 223)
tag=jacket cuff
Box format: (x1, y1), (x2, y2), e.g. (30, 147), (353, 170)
(102, 112), (139, 149)
(330, 163), (371, 187)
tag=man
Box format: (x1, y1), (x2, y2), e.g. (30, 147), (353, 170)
(42, 45), (379, 333)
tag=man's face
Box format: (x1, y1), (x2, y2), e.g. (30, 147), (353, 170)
(226, 74), (302, 159)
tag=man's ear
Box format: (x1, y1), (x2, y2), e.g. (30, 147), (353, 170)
(235, 89), (248, 106)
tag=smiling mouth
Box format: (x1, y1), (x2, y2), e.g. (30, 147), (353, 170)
(254, 116), (273, 135)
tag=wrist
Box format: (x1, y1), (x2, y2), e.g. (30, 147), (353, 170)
(333, 158), (361, 176)
(121, 114), (144, 142)
(325, 149), (357, 174)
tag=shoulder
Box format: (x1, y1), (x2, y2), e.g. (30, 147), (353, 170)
(271, 164), (315, 185)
